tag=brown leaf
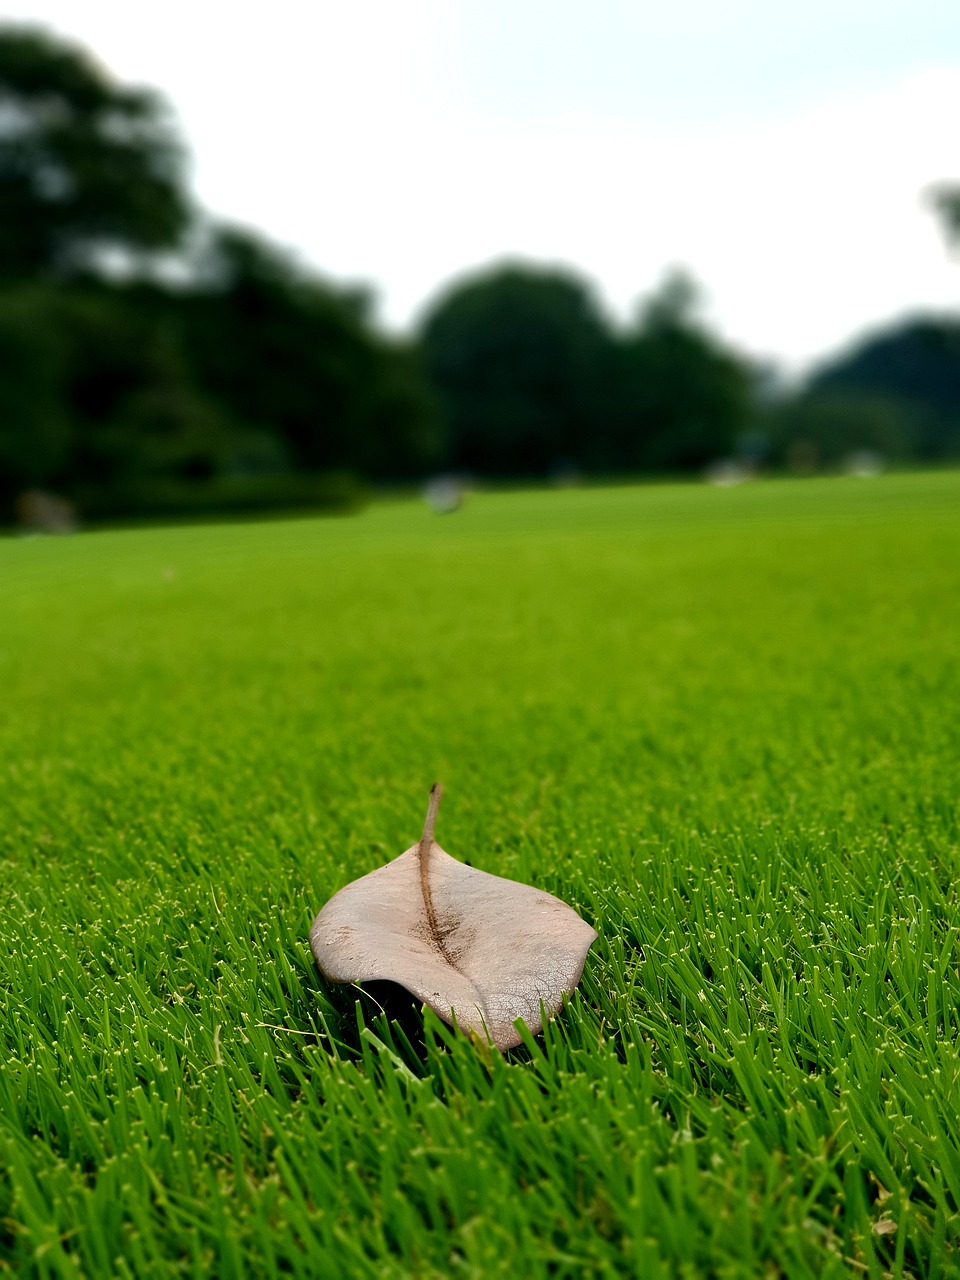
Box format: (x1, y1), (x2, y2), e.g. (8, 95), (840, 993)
(310, 784), (598, 1050)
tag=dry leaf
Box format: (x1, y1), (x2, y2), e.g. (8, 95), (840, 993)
(310, 784), (597, 1050)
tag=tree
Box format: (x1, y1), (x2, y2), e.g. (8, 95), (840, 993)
(0, 284), (72, 494)
(179, 228), (444, 478)
(0, 27), (444, 517)
(0, 281), (235, 506)
(762, 391), (915, 470)
(807, 319), (960, 459)
(605, 272), (754, 470)
(931, 183), (960, 247)
(419, 264), (754, 476)
(0, 26), (189, 281)
(419, 264), (610, 474)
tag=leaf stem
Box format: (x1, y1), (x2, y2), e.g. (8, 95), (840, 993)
(420, 782), (442, 848)
(418, 783), (443, 949)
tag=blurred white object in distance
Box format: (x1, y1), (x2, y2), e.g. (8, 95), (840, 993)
(843, 449), (885, 477)
(424, 475), (465, 514)
(704, 459), (753, 487)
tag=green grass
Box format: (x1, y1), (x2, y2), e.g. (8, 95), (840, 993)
(2, 471), (960, 1278)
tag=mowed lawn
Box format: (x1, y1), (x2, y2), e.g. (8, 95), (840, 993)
(2, 472), (960, 1278)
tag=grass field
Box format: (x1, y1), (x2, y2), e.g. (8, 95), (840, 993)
(2, 471), (960, 1278)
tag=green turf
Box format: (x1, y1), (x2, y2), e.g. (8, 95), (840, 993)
(2, 472), (960, 1278)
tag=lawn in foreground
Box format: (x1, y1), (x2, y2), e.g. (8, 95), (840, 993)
(1, 472), (959, 1278)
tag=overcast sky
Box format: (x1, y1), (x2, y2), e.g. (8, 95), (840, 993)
(6, 0), (960, 373)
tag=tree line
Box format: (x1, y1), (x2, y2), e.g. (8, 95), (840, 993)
(1, 27), (958, 524)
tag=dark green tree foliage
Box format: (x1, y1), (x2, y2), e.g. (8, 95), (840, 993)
(608, 272), (752, 470)
(0, 25), (443, 518)
(0, 281), (236, 506)
(181, 229), (443, 478)
(0, 286), (71, 490)
(0, 252), (443, 510)
(421, 265), (609, 473)
(762, 392), (915, 470)
(0, 27), (188, 279)
(807, 320), (960, 458)
(420, 265), (753, 475)
(931, 184), (960, 246)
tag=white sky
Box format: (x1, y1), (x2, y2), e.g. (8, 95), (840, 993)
(6, 0), (960, 373)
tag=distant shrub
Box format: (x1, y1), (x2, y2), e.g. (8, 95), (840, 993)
(69, 471), (366, 524)
(763, 391), (918, 470)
